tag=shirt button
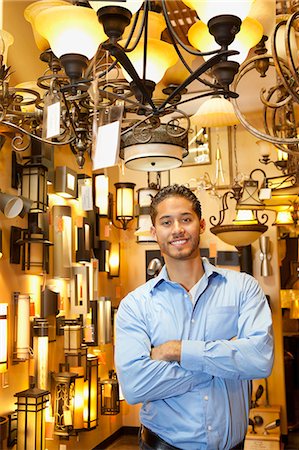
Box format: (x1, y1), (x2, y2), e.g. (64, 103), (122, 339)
(191, 319), (195, 324)
(208, 425), (212, 431)
(204, 395), (208, 401)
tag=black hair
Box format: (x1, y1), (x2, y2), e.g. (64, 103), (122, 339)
(150, 184), (202, 225)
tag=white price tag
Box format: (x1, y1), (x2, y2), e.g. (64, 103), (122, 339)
(46, 101), (61, 139)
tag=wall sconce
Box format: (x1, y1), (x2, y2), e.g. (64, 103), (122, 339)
(14, 386), (50, 450)
(75, 217), (91, 263)
(0, 415), (8, 450)
(94, 240), (110, 272)
(41, 286), (59, 342)
(135, 184), (159, 243)
(33, 318), (49, 390)
(0, 303), (8, 373)
(86, 296), (112, 346)
(52, 370), (78, 437)
(55, 166), (77, 198)
(64, 319), (82, 357)
(0, 191), (24, 218)
(15, 213), (53, 274)
(94, 173), (109, 216)
(0, 229), (2, 258)
(52, 205), (72, 279)
(99, 377), (120, 416)
(12, 151), (48, 213)
(108, 182), (135, 230)
(69, 366), (85, 431)
(108, 243), (120, 278)
(12, 292), (31, 362)
(70, 265), (90, 315)
(147, 258), (162, 277)
(84, 354), (98, 430)
(257, 140), (288, 173)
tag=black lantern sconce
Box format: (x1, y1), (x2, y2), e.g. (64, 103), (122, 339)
(99, 373), (120, 416)
(12, 150), (48, 213)
(52, 370), (79, 437)
(14, 386), (50, 450)
(63, 319), (87, 371)
(11, 213), (53, 274)
(108, 182), (136, 230)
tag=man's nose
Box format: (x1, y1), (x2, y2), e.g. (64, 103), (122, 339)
(172, 220), (184, 233)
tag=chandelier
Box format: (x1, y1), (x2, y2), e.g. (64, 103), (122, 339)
(1, 0), (267, 169)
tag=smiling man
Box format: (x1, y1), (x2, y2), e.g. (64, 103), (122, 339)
(115, 184), (273, 450)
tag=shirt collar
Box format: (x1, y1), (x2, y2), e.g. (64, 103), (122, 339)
(149, 257), (223, 292)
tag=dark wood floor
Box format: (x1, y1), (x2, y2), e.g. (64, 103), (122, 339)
(105, 434), (139, 449)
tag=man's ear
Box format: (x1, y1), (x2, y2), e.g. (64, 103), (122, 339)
(199, 218), (206, 234)
(151, 225), (157, 239)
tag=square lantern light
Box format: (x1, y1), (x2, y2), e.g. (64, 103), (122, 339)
(99, 377), (120, 416)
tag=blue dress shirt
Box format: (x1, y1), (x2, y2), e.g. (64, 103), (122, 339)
(115, 258), (274, 450)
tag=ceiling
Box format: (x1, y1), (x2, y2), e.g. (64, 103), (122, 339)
(3, 0), (277, 118)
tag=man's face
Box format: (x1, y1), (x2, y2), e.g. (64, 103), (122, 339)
(151, 196), (205, 262)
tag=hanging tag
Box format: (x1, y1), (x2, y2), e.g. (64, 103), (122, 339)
(42, 90), (61, 139)
(81, 184), (93, 211)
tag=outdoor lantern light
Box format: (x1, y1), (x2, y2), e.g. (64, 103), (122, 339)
(69, 366), (85, 430)
(108, 243), (120, 278)
(52, 205), (72, 279)
(15, 386), (50, 450)
(13, 293), (31, 362)
(64, 319), (82, 356)
(108, 182), (135, 230)
(75, 217), (91, 263)
(52, 371), (78, 437)
(100, 377), (120, 416)
(0, 303), (8, 373)
(21, 157), (48, 213)
(17, 213), (52, 274)
(135, 185), (159, 243)
(33, 318), (49, 390)
(84, 354), (98, 429)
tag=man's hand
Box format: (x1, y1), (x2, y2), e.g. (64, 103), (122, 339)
(151, 340), (181, 362)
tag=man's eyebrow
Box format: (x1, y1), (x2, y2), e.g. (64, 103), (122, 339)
(158, 212), (193, 220)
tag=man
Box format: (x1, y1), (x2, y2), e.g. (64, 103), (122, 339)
(115, 184), (274, 450)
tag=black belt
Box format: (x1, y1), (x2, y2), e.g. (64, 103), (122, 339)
(140, 425), (244, 450)
(140, 425), (181, 450)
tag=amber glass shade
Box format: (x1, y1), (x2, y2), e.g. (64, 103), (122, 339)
(118, 38), (178, 84)
(122, 11), (166, 40)
(0, 30), (14, 65)
(24, 0), (71, 52)
(192, 96), (239, 127)
(34, 5), (107, 59)
(188, 17), (263, 64)
(182, 0), (254, 23)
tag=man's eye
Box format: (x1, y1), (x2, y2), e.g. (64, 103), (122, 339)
(161, 221), (171, 226)
(182, 218), (191, 223)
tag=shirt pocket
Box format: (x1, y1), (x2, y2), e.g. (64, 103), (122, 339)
(205, 306), (238, 340)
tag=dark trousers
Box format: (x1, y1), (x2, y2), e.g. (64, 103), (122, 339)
(138, 425), (244, 450)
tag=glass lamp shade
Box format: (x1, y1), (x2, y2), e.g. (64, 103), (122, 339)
(122, 11), (166, 40)
(94, 174), (109, 216)
(34, 5), (107, 59)
(89, 0), (143, 15)
(188, 17), (263, 64)
(273, 210), (294, 225)
(0, 30), (14, 65)
(83, 355), (98, 429)
(192, 96), (239, 127)
(183, 0), (254, 23)
(108, 243), (120, 277)
(210, 223), (268, 247)
(256, 139), (274, 158)
(115, 182), (135, 222)
(33, 318), (49, 390)
(0, 304), (8, 373)
(13, 294), (30, 361)
(118, 38), (178, 84)
(24, 0), (71, 52)
(233, 209), (258, 225)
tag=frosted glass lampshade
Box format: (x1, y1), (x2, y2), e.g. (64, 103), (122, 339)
(233, 209), (258, 225)
(89, 0), (143, 15)
(256, 139), (274, 157)
(188, 17), (263, 64)
(183, 0), (254, 23)
(24, 0), (71, 52)
(122, 11), (166, 40)
(273, 210), (294, 225)
(118, 38), (178, 84)
(210, 223), (268, 247)
(34, 5), (107, 59)
(0, 30), (14, 65)
(192, 96), (239, 127)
